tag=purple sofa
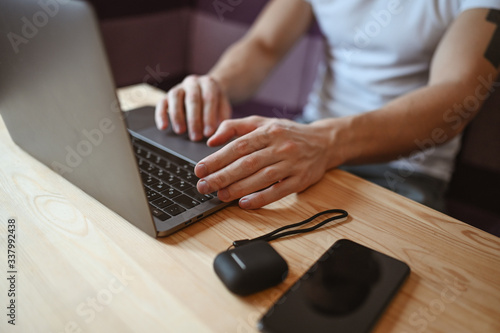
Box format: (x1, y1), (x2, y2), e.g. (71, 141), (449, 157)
(93, 0), (322, 119)
(88, 0), (500, 236)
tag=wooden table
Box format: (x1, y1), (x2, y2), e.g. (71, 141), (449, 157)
(1, 84), (499, 333)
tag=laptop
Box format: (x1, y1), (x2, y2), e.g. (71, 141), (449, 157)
(0, 0), (232, 237)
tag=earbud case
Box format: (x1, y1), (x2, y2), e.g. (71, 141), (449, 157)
(213, 240), (288, 296)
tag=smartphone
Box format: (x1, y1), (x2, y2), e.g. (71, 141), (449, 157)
(258, 239), (410, 333)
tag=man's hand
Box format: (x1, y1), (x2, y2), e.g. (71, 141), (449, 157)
(194, 116), (334, 209)
(154, 0), (312, 142)
(155, 75), (232, 141)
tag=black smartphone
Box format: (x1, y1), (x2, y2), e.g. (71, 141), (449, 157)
(258, 239), (410, 333)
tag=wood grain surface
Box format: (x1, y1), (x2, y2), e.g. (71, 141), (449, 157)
(0, 84), (498, 333)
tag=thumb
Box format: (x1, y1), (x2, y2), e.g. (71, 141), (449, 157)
(206, 116), (264, 147)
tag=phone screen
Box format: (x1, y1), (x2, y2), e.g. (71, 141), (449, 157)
(258, 239), (410, 333)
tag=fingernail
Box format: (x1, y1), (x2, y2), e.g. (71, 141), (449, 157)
(198, 180), (209, 194)
(195, 163), (208, 177)
(190, 131), (200, 141)
(173, 123), (180, 133)
(204, 126), (213, 137)
(156, 119), (163, 130)
(239, 198), (251, 209)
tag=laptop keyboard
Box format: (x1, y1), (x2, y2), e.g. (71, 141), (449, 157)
(131, 136), (215, 222)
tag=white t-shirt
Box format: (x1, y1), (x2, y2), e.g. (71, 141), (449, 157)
(303, 0), (500, 181)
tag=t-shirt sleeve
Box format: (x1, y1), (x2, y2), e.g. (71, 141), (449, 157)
(461, 0), (500, 12)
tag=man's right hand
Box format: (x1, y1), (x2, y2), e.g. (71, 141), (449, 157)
(155, 75), (232, 141)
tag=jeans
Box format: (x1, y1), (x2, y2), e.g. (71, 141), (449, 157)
(340, 164), (449, 213)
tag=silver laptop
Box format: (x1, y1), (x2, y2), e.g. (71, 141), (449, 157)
(0, 0), (231, 237)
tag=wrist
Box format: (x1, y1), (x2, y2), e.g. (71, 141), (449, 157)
(309, 118), (349, 170)
(208, 72), (230, 98)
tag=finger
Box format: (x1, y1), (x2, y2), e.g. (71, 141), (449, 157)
(195, 121), (269, 178)
(206, 116), (264, 147)
(199, 76), (218, 137)
(167, 86), (186, 134)
(239, 176), (299, 209)
(155, 97), (168, 130)
(218, 95), (232, 125)
(216, 161), (287, 202)
(197, 147), (282, 196)
(183, 76), (203, 141)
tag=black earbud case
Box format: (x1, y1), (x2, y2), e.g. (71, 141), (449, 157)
(213, 241), (288, 296)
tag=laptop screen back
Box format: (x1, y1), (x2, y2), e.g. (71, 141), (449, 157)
(0, 0), (156, 237)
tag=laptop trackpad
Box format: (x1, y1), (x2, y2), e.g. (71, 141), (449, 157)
(126, 107), (224, 163)
(125, 106), (158, 131)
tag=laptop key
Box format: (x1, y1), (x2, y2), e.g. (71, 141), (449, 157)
(164, 204), (186, 216)
(179, 162), (196, 170)
(162, 188), (182, 199)
(151, 181), (169, 192)
(174, 194), (201, 209)
(173, 167), (189, 179)
(151, 197), (173, 209)
(144, 151), (157, 163)
(153, 155), (164, 165)
(184, 172), (199, 185)
(184, 188), (213, 203)
(152, 168), (167, 179)
(137, 158), (146, 168)
(161, 173), (181, 185)
(143, 175), (159, 186)
(172, 181), (193, 192)
(163, 162), (177, 173)
(144, 163), (157, 174)
(146, 189), (160, 201)
(149, 205), (170, 221)
(133, 137), (218, 219)
(135, 147), (148, 159)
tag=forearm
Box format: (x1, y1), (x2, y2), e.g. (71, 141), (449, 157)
(315, 77), (498, 169)
(208, 37), (280, 104)
(208, 0), (313, 104)
(313, 8), (500, 171)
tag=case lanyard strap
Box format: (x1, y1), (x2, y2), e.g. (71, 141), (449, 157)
(232, 209), (348, 247)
